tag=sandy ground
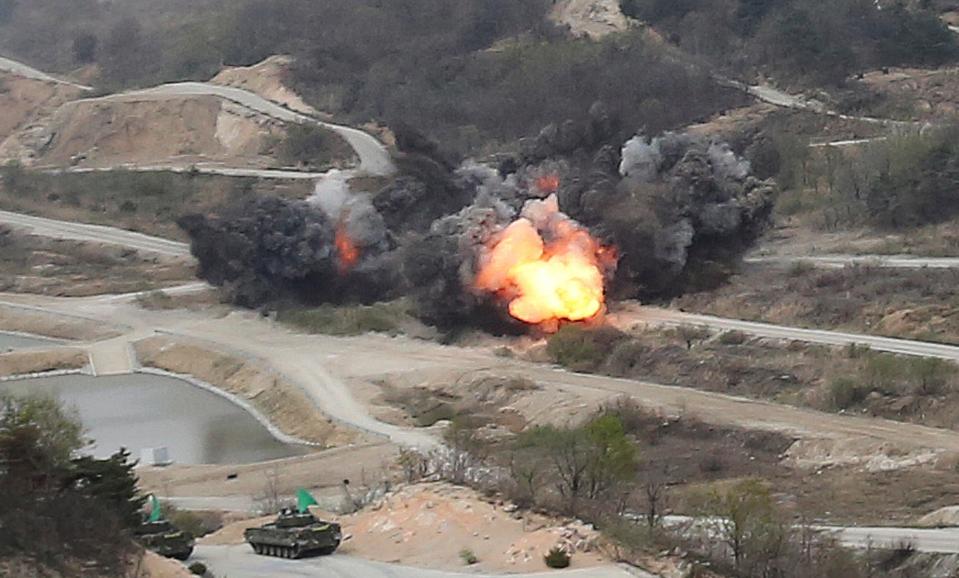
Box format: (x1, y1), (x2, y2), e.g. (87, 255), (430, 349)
(0, 302), (120, 340)
(137, 551), (194, 578)
(0, 72), (85, 156)
(138, 442), (397, 503)
(0, 228), (195, 297)
(134, 336), (359, 447)
(202, 482), (611, 574)
(0, 347), (87, 377)
(22, 95), (288, 170)
(550, 0), (630, 39)
(211, 55), (320, 117)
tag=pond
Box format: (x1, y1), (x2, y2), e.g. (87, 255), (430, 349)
(0, 373), (309, 465)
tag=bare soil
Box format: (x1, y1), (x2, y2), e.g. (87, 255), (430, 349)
(754, 219), (959, 259)
(549, 0), (630, 39)
(0, 72), (85, 155)
(138, 443), (398, 502)
(0, 226), (194, 297)
(0, 347), (87, 376)
(0, 303), (119, 341)
(133, 336), (358, 447)
(203, 482), (612, 574)
(13, 93), (352, 172)
(211, 55), (320, 117)
(675, 263), (959, 345)
(0, 171), (313, 240)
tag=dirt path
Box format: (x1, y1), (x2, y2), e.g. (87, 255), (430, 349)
(7, 291), (959, 462)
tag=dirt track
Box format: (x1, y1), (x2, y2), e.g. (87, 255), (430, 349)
(6, 290), (959, 466)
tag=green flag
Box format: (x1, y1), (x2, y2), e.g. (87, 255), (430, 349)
(148, 495), (162, 523)
(296, 488), (318, 513)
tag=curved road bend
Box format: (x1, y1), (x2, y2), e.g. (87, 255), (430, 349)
(70, 82), (395, 177)
(0, 55), (93, 90)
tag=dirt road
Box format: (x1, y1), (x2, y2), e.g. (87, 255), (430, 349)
(74, 82), (394, 177)
(0, 209), (190, 257)
(193, 546), (645, 578)
(8, 290), (959, 459)
(744, 255), (959, 269)
(0, 55), (92, 90)
(627, 305), (959, 362)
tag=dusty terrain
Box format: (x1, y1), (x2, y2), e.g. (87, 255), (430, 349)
(0, 347), (86, 376)
(203, 482), (611, 574)
(0, 71), (83, 141)
(857, 66), (959, 122)
(550, 0), (630, 39)
(134, 336), (359, 447)
(755, 218), (959, 258)
(138, 442), (397, 505)
(0, 170), (313, 241)
(0, 302), (119, 340)
(0, 226), (194, 296)
(211, 55), (320, 117)
(21, 95), (288, 169)
(674, 263), (959, 345)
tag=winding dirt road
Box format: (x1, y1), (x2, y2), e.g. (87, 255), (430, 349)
(71, 82), (394, 177)
(0, 55), (92, 90)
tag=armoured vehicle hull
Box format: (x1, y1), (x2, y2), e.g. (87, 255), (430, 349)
(244, 511), (342, 559)
(135, 520), (194, 561)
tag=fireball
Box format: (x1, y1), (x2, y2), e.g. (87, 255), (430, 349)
(475, 195), (613, 327)
(335, 221), (360, 274)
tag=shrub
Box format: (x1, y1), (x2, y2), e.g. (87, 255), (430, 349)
(904, 357), (955, 396)
(278, 302), (408, 336)
(544, 546), (571, 569)
(546, 326), (626, 373)
(826, 377), (866, 411)
(188, 562), (207, 576)
(459, 548), (478, 565)
(718, 330), (749, 346)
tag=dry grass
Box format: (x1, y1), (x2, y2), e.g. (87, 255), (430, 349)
(0, 348), (87, 377)
(0, 169), (313, 240)
(0, 227), (195, 297)
(676, 264), (959, 345)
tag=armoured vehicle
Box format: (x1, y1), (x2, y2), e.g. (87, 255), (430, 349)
(135, 519), (194, 560)
(244, 509), (342, 558)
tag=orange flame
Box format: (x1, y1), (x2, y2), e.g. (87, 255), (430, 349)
(475, 195), (612, 327)
(535, 174), (561, 195)
(335, 222), (360, 274)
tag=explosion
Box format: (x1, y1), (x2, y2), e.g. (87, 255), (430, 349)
(475, 195), (614, 327)
(535, 173), (561, 196)
(335, 221), (360, 273)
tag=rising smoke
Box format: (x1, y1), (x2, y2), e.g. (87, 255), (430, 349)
(181, 116), (774, 330)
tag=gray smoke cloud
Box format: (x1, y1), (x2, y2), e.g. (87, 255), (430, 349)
(182, 125), (773, 328)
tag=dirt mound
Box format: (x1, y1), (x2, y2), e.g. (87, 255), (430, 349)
(201, 483), (610, 573)
(338, 482), (609, 573)
(22, 95), (288, 169)
(211, 55), (319, 117)
(0, 73), (84, 153)
(917, 505), (959, 527)
(550, 0), (630, 39)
